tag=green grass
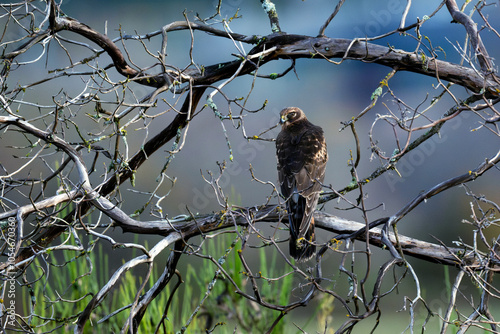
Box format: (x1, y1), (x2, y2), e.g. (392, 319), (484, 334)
(20, 230), (297, 333)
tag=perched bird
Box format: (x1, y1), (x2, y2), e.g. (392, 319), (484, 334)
(276, 107), (328, 261)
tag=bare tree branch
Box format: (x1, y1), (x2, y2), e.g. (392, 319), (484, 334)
(445, 0), (494, 73)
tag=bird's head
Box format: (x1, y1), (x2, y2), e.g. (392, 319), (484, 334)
(279, 107), (307, 127)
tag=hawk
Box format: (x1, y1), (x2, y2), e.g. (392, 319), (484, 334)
(276, 107), (328, 261)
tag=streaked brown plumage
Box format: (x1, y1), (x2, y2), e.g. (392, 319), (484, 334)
(276, 107), (328, 261)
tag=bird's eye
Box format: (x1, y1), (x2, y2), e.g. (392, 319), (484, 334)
(289, 112), (296, 118)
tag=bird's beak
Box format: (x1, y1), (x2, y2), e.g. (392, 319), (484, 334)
(279, 115), (287, 124)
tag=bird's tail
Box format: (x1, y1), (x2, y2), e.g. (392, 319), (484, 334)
(289, 218), (315, 262)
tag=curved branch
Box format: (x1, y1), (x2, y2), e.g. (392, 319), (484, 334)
(445, 0), (494, 73)
(99, 205), (481, 268)
(333, 149), (500, 245)
(269, 35), (499, 97)
(73, 233), (182, 333)
(14, 13), (497, 97)
(53, 17), (142, 80)
(388, 149), (500, 226)
(0, 116), (144, 228)
(123, 21), (261, 44)
(7, 86), (207, 267)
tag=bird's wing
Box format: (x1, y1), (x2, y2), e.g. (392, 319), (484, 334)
(294, 127), (328, 238)
(277, 126), (327, 238)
